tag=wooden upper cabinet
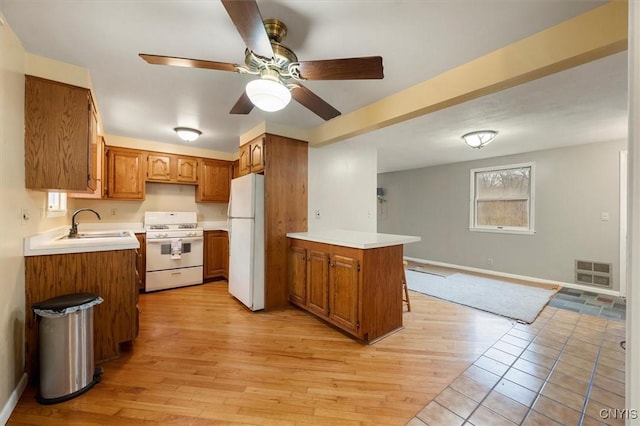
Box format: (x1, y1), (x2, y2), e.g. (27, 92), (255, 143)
(196, 158), (231, 202)
(147, 154), (171, 182)
(25, 76), (97, 191)
(147, 154), (198, 184)
(104, 146), (145, 200)
(238, 143), (251, 176)
(249, 137), (265, 173)
(237, 136), (265, 177)
(69, 135), (104, 199)
(177, 157), (198, 183)
(87, 104), (98, 191)
(232, 159), (240, 179)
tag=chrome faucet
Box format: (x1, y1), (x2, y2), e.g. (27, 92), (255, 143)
(69, 208), (101, 238)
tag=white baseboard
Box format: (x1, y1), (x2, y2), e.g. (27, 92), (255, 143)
(0, 373), (27, 425)
(404, 256), (622, 298)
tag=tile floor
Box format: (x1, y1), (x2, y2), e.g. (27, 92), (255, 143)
(407, 305), (627, 426)
(549, 288), (626, 321)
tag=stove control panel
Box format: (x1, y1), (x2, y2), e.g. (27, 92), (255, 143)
(146, 229), (204, 240)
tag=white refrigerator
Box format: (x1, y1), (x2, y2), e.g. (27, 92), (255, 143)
(228, 173), (265, 311)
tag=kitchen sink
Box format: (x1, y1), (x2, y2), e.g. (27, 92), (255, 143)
(58, 231), (131, 240)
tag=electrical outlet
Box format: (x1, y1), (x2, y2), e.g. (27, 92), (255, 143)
(486, 257), (494, 266)
(21, 208), (30, 224)
(110, 208), (117, 216)
(315, 210), (321, 219)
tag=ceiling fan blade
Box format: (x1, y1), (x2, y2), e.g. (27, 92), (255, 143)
(296, 56), (384, 80)
(229, 91), (254, 115)
(221, 0), (274, 59)
(291, 85), (341, 121)
(139, 54), (239, 72)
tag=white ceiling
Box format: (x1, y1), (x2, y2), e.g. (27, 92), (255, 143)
(0, 0), (627, 173)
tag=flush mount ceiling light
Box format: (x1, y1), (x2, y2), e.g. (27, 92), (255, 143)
(461, 130), (498, 149)
(245, 69), (292, 112)
(174, 127), (201, 142)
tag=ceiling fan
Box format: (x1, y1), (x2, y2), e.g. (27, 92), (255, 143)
(139, 0), (383, 121)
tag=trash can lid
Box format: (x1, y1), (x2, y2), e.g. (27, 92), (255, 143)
(32, 293), (101, 312)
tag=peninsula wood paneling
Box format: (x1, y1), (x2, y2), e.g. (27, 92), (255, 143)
(263, 134), (308, 309)
(288, 239), (403, 343)
(361, 244), (403, 341)
(25, 249), (137, 382)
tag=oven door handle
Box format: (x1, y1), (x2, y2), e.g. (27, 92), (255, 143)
(146, 237), (203, 244)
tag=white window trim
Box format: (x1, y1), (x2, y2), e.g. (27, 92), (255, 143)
(469, 161), (535, 235)
(47, 192), (68, 218)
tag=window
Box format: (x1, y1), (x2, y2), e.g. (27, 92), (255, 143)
(47, 191), (67, 218)
(469, 162), (535, 234)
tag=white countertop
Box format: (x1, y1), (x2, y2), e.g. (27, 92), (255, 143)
(200, 221), (228, 231)
(286, 229), (421, 249)
(24, 227), (140, 256)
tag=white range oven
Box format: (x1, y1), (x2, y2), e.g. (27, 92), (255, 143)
(144, 211), (204, 292)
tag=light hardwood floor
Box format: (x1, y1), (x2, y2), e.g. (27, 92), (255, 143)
(8, 281), (624, 426)
(9, 281), (514, 425)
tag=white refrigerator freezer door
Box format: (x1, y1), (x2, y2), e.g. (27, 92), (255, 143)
(230, 173), (255, 218)
(228, 217), (254, 309)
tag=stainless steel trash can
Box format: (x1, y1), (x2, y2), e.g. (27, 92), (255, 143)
(32, 293), (104, 404)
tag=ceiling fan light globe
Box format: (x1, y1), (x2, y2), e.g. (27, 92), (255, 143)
(245, 78), (291, 112)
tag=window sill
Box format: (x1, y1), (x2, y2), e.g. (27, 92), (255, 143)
(469, 227), (535, 236)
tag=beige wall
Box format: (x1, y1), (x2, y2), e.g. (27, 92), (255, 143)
(71, 183), (228, 226)
(0, 15), (69, 416)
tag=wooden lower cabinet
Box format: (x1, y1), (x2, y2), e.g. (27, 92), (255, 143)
(288, 238), (404, 343)
(204, 230), (228, 280)
(307, 250), (330, 318)
(25, 249), (138, 381)
(329, 254), (360, 334)
(135, 233), (146, 292)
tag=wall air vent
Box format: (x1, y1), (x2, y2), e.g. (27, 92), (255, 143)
(575, 260), (612, 288)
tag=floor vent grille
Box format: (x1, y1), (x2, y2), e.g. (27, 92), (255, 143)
(575, 260), (612, 288)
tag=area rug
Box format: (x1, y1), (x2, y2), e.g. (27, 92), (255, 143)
(405, 269), (559, 323)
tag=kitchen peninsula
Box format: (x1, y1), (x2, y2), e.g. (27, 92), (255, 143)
(287, 230), (420, 343)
